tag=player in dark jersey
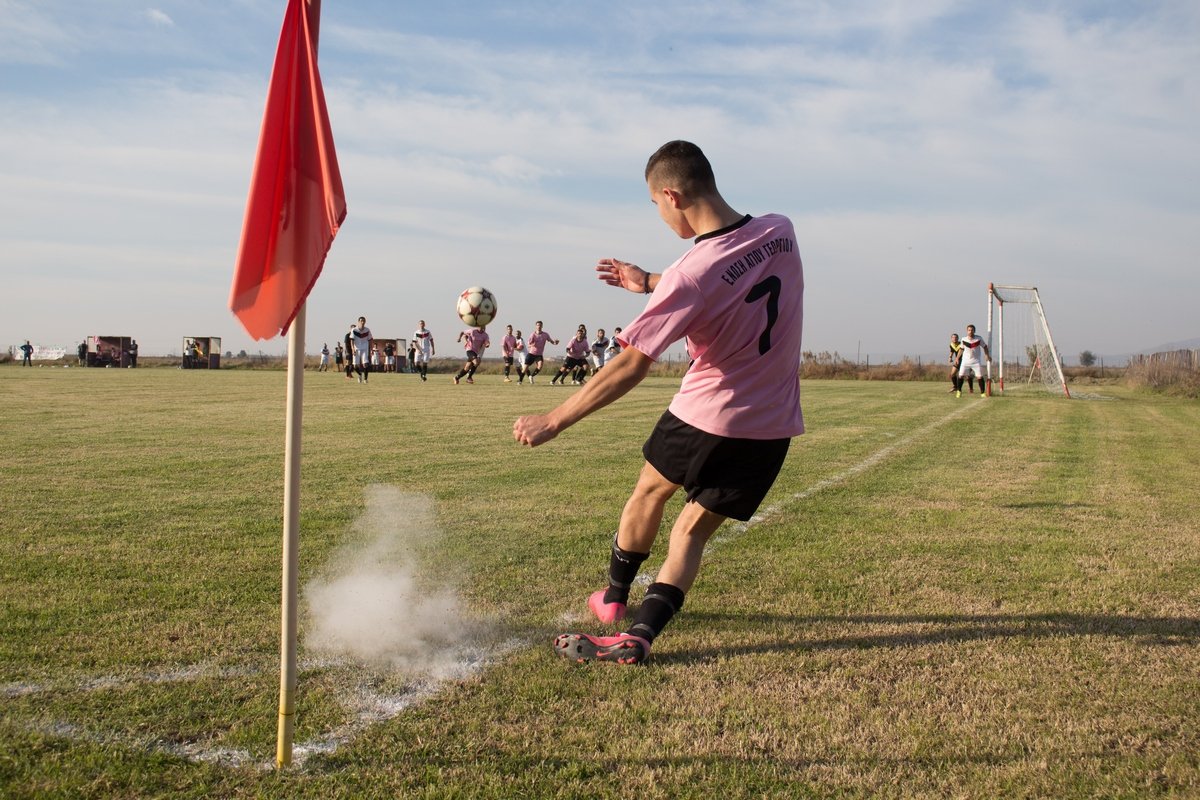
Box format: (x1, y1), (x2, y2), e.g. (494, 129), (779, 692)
(948, 333), (963, 393)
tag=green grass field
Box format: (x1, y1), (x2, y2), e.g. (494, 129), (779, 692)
(1, 367), (1197, 798)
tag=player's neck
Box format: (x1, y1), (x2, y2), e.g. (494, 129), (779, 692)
(686, 194), (743, 238)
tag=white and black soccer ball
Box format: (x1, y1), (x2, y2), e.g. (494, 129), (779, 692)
(456, 286), (498, 327)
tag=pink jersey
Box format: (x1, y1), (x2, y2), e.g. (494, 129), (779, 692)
(565, 337), (589, 358)
(527, 330), (554, 356)
(461, 328), (490, 353)
(619, 214), (804, 439)
(501, 334), (517, 357)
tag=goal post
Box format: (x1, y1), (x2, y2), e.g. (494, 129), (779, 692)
(987, 283), (1070, 398)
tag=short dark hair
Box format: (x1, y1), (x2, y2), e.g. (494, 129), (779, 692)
(645, 140), (716, 197)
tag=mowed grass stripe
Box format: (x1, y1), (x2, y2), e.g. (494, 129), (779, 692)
(1, 368), (1198, 797)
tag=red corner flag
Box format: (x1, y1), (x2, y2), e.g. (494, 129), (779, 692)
(230, 0), (346, 341)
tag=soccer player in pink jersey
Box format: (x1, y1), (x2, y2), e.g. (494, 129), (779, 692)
(552, 328), (591, 385)
(500, 324), (518, 382)
(453, 326), (490, 384)
(522, 321), (559, 385)
(514, 141), (804, 665)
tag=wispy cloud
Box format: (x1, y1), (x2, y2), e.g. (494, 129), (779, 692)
(0, 2), (1196, 358)
(145, 8), (174, 28)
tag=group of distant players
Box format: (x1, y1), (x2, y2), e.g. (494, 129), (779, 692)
(454, 321), (625, 386)
(326, 316), (432, 383)
(324, 316), (626, 386)
(947, 324), (991, 397)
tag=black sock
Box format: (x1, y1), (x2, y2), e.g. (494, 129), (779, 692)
(602, 540), (650, 605)
(626, 582), (685, 643)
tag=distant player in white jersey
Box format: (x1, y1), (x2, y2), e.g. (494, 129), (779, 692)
(412, 320), (434, 382)
(454, 327), (490, 384)
(351, 316), (373, 383)
(590, 328), (610, 376)
(606, 327), (623, 360)
(956, 324), (991, 397)
(513, 330), (527, 383)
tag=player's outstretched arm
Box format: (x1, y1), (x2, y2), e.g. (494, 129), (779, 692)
(596, 258), (658, 294)
(513, 348), (652, 448)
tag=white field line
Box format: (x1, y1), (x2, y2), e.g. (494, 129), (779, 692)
(8, 400), (981, 770)
(708, 397), (984, 551)
(9, 641), (522, 772)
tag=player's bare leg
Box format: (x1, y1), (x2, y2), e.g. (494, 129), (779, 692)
(653, 500), (727, 593)
(617, 461), (679, 553)
(584, 462), (678, 625)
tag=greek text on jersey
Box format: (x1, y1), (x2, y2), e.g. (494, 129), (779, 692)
(719, 237), (793, 287)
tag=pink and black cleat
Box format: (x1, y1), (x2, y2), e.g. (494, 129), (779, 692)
(587, 589), (627, 625)
(553, 632), (650, 665)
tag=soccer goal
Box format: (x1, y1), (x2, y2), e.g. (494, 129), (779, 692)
(987, 284), (1070, 397)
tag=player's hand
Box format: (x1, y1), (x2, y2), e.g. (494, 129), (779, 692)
(513, 414), (558, 447)
(596, 258), (649, 293)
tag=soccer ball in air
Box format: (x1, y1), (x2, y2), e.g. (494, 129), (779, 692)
(456, 286), (498, 327)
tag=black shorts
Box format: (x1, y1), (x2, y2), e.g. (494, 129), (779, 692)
(524, 352), (542, 366)
(503, 355), (514, 365)
(564, 356), (586, 368)
(643, 411), (790, 521)
(465, 350), (479, 361)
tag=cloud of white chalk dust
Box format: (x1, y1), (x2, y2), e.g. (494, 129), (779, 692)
(303, 487), (479, 676)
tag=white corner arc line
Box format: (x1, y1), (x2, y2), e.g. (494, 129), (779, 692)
(709, 399), (985, 549)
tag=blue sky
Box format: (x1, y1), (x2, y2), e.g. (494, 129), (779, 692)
(2, 0), (1197, 361)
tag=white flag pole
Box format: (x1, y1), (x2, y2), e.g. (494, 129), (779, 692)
(276, 302), (307, 768)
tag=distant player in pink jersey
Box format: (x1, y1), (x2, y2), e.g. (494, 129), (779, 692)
(500, 324), (518, 382)
(552, 328), (591, 385)
(514, 141), (804, 665)
(453, 327), (490, 384)
(522, 321), (559, 385)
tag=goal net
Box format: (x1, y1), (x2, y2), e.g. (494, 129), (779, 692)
(987, 284), (1070, 398)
